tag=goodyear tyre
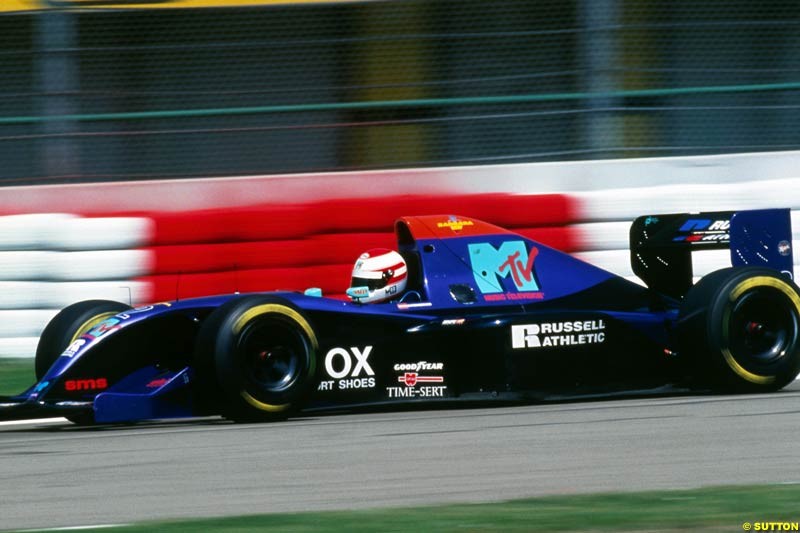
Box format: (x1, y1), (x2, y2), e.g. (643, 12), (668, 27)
(678, 267), (800, 392)
(35, 299), (133, 424)
(36, 300), (133, 380)
(193, 295), (318, 422)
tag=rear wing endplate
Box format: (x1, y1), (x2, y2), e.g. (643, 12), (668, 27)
(629, 208), (793, 299)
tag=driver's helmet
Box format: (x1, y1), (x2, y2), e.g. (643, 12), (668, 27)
(346, 248), (408, 304)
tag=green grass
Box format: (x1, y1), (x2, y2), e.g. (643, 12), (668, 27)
(0, 358), (34, 396)
(18, 484), (799, 532)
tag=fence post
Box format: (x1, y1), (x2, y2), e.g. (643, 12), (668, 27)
(579, 0), (621, 157)
(36, 9), (80, 181)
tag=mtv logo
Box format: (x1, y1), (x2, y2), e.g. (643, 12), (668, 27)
(467, 241), (540, 294)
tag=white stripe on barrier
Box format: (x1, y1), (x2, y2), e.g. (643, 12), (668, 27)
(54, 250), (152, 280)
(790, 210), (800, 232)
(52, 217), (153, 251)
(0, 250), (152, 281)
(0, 214), (77, 250)
(0, 281), (150, 310)
(0, 310), (59, 338)
(0, 251), (50, 280)
(0, 215), (152, 251)
(443, 150), (800, 194)
(0, 337), (39, 359)
(573, 221), (631, 251)
(576, 178), (800, 221)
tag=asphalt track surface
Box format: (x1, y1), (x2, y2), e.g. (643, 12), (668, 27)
(2, 383), (800, 531)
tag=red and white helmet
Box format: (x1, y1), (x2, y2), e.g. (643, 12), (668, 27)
(347, 248), (408, 304)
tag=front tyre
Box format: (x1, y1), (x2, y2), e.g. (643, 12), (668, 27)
(35, 299), (133, 425)
(193, 296), (318, 422)
(36, 299), (133, 380)
(678, 267), (800, 392)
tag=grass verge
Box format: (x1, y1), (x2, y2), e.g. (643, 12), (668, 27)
(0, 358), (34, 396)
(22, 484), (799, 532)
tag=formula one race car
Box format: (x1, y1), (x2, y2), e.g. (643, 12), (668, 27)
(2, 210), (799, 424)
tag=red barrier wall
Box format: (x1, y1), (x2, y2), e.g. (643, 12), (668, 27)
(135, 193), (582, 301)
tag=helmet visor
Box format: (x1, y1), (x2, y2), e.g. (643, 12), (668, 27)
(351, 276), (388, 291)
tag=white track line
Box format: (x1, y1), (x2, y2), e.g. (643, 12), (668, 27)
(0, 417), (65, 427)
(17, 525), (128, 532)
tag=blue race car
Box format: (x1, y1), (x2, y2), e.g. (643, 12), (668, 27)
(2, 210), (799, 424)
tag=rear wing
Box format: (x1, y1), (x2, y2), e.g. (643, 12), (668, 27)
(629, 208), (793, 299)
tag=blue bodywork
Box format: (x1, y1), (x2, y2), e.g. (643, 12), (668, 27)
(1, 209), (793, 423)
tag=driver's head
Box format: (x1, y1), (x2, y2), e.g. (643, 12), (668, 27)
(346, 248), (407, 304)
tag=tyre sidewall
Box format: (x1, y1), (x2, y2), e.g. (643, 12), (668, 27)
(678, 267), (800, 392)
(36, 299), (132, 380)
(195, 295), (318, 421)
(706, 269), (800, 391)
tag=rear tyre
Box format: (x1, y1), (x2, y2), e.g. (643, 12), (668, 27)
(678, 267), (800, 392)
(193, 295), (318, 422)
(36, 299), (133, 425)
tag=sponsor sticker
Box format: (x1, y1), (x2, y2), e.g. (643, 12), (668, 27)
(672, 219), (730, 244)
(348, 287), (369, 299)
(398, 373), (444, 387)
(84, 317), (121, 339)
(386, 385), (447, 399)
(483, 292), (544, 302)
(437, 217), (474, 232)
(317, 346), (376, 392)
(393, 361), (443, 372)
(511, 320), (606, 349)
(467, 240), (545, 300)
(64, 378), (108, 392)
(61, 339), (86, 357)
(386, 361), (446, 398)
